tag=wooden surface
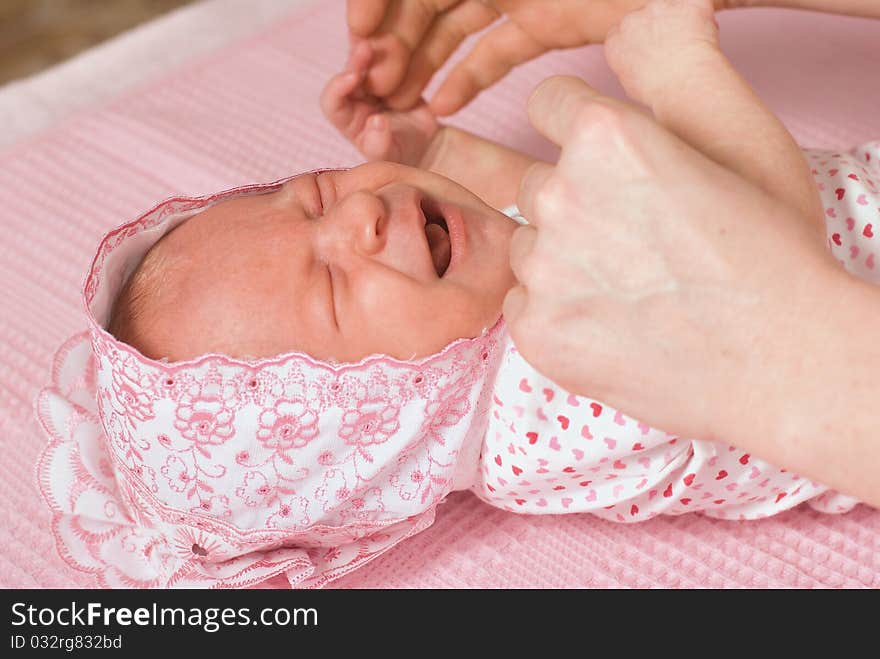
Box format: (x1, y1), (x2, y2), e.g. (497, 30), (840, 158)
(0, 0), (196, 85)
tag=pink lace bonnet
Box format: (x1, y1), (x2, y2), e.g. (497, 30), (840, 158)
(36, 174), (506, 588)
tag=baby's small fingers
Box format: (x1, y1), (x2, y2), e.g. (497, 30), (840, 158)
(320, 71), (362, 122)
(359, 115), (394, 160)
(368, 114), (387, 133)
(346, 37), (374, 74)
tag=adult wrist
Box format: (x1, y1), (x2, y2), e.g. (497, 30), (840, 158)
(746, 265), (880, 504)
(648, 44), (727, 121)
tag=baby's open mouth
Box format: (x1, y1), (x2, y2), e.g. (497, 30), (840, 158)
(421, 198), (451, 277)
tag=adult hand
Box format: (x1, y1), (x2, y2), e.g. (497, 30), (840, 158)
(346, 0), (653, 114)
(502, 76), (870, 485)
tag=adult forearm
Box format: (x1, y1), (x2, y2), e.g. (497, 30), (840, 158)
(722, 0), (880, 18)
(721, 268), (880, 508)
(649, 53), (824, 235)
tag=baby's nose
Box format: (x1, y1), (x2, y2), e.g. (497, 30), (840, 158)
(322, 190), (386, 256)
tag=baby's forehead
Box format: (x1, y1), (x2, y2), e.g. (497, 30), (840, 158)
(134, 191), (313, 358)
(164, 192), (307, 263)
(182, 192), (285, 237)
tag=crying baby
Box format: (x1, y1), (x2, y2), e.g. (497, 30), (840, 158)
(35, 3), (867, 587)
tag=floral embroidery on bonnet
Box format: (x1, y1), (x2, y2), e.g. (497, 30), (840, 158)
(35, 174), (505, 588)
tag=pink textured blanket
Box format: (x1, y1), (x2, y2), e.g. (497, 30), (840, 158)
(1, 1), (878, 588)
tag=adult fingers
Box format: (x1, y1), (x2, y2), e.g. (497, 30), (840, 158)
(366, 0), (463, 96)
(508, 224), (537, 285)
(525, 75), (610, 148)
(501, 284), (528, 325)
(384, 0), (500, 111)
(384, 0), (465, 51)
(502, 285), (548, 371)
(516, 161), (554, 228)
(347, 0), (392, 37)
(428, 19), (547, 116)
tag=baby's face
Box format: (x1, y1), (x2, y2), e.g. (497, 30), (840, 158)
(143, 162), (517, 362)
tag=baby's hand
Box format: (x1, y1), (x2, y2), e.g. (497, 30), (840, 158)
(321, 40), (440, 166)
(604, 0), (720, 109)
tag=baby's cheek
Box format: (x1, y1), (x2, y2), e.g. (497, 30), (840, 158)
(439, 283), (505, 340)
(346, 279), (443, 357)
(471, 261), (515, 324)
(348, 266), (501, 358)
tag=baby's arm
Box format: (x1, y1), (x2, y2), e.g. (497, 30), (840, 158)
(419, 126), (538, 212)
(322, 40), (540, 210)
(605, 0), (824, 231)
